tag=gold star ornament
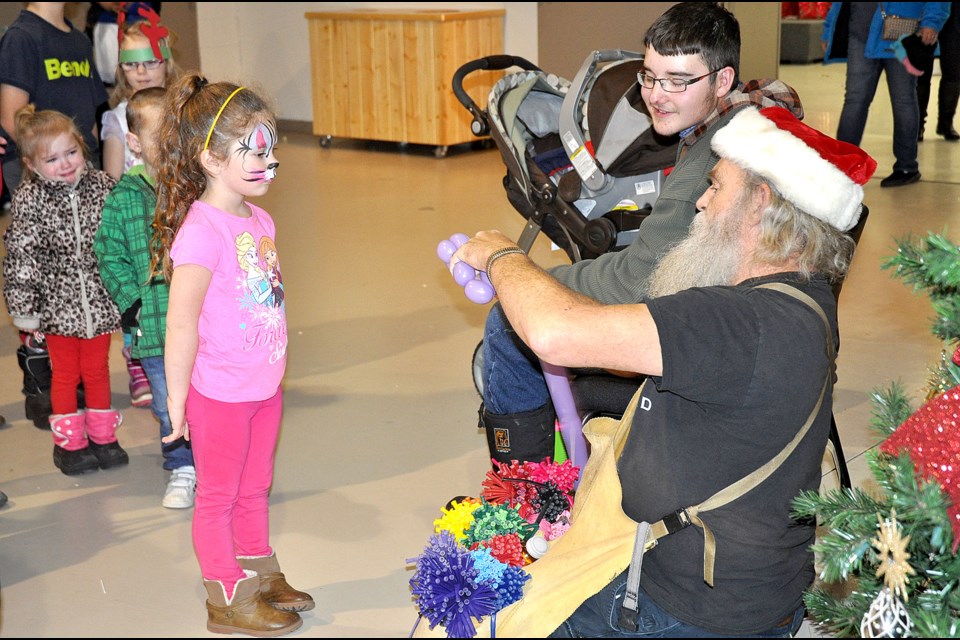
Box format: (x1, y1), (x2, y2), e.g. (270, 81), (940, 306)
(872, 510), (916, 601)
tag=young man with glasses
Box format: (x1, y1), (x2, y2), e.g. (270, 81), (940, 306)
(475, 2), (805, 466)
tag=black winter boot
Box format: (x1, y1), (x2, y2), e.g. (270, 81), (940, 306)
(17, 343), (52, 430)
(937, 80), (960, 141)
(85, 409), (128, 469)
(53, 445), (100, 475)
(87, 442), (129, 469)
(480, 403), (557, 467)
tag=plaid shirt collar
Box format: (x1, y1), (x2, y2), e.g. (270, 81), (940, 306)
(680, 79), (804, 147)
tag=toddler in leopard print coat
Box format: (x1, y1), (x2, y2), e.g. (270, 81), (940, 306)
(2, 105), (126, 476)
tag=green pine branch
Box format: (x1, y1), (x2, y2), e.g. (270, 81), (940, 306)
(868, 381), (914, 439)
(798, 231), (960, 635)
(928, 349), (960, 395)
(882, 232), (960, 297)
(803, 587), (875, 638)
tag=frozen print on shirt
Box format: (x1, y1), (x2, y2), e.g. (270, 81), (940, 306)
(236, 231), (286, 363)
(259, 236), (284, 308)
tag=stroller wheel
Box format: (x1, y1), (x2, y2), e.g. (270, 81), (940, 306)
(584, 217), (618, 255)
(471, 340), (484, 398)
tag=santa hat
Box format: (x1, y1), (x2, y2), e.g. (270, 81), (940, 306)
(711, 106), (877, 231)
(891, 34), (936, 77)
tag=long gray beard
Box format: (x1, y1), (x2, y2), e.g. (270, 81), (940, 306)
(646, 212), (743, 298)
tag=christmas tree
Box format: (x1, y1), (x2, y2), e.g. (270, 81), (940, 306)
(793, 232), (960, 638)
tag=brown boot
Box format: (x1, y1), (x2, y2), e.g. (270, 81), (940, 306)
(237, 553), (315, 612)
(203, 570), (302, 637)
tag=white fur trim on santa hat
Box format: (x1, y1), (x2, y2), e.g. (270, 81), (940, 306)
(711, 107), (863, 231)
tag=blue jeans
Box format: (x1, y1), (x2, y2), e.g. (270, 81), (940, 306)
(482, 302), (551, 414)
(549, 572), (805, 638)
(140, 355), (194, 470)
(837, 37), (919, 173)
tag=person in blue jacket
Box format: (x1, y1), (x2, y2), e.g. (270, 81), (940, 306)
(822, 2), (950, 187)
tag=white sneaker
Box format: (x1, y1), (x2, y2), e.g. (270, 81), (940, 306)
(162, 465), (196, 509)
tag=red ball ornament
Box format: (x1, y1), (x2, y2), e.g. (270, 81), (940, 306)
(881, 384), (960, 550)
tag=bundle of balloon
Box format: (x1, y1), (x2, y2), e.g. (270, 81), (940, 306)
(436, 233), (496, 304)
(436, 233), (589, 487)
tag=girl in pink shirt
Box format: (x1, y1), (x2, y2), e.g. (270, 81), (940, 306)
(150, 73), (310, 637)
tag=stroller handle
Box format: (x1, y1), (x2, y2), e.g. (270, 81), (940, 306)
(452, 56), (541, 136)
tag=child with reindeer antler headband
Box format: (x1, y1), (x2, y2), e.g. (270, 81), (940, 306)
(87, 2), (163, 86)
(102, 4), (181, 180)
(100, 4), (182, 421)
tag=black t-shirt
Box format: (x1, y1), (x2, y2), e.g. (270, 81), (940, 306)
(617, 273), (837, 635)
(0, 10), (108, 163)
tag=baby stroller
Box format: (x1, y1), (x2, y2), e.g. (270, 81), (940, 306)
(452, 50), (678, 263)
(453, 49), (677, 399)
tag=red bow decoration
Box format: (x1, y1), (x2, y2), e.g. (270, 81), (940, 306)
(881, 383), (960, 551)
(117, 4), (169, 61)
(117, 2), (128, 46)
(138, 6), (169, 60)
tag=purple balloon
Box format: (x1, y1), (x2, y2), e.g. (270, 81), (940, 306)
(437, 239), (457, 264)
(465, 279), (495, 304)
(438, 231), (497, 304)
(453, 261), (477, 286)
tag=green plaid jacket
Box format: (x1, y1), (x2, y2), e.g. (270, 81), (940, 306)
(94, 168), (169, 359)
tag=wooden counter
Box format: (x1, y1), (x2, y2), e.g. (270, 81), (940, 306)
(305, 9), (505, 155)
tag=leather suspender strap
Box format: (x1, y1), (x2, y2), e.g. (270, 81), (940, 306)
(619, 282), (834, 630)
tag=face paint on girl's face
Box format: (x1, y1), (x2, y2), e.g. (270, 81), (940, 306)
(234, 122), (279, 184)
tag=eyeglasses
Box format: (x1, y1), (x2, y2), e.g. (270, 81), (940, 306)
(120, 59), (165, 71)
(637, 69), (721, 93)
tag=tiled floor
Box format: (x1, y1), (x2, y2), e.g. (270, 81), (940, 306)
(0, 61), (957, 637)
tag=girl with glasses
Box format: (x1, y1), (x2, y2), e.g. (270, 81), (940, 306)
(100, 6), (181, 413)
(102, 7), (181, 180)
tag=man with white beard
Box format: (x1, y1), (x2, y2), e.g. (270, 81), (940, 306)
(644, 188), (746, 298)
(449, 105), (876, 638)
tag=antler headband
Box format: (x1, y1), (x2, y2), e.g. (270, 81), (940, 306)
(117, 4), (170, 60)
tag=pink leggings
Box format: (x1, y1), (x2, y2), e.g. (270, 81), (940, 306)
(187, 384), (283, 590)
(45, 333), (112, 414)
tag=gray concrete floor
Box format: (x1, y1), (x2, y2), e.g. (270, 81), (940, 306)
(0, 62), (957, 637)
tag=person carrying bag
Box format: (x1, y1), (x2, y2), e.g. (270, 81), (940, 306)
(880, 3), (921, 40)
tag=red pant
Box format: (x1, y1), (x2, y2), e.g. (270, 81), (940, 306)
(45, 333), (113, 414)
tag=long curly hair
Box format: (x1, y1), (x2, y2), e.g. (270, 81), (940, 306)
(149, 73), (275, 281)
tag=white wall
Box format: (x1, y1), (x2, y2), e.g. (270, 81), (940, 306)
(196, 2), (538, 123)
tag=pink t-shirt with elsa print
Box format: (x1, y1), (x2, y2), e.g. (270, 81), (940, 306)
(170, 200), (287, 402)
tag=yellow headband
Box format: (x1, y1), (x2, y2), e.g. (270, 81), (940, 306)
(203, 87), (245, 151)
